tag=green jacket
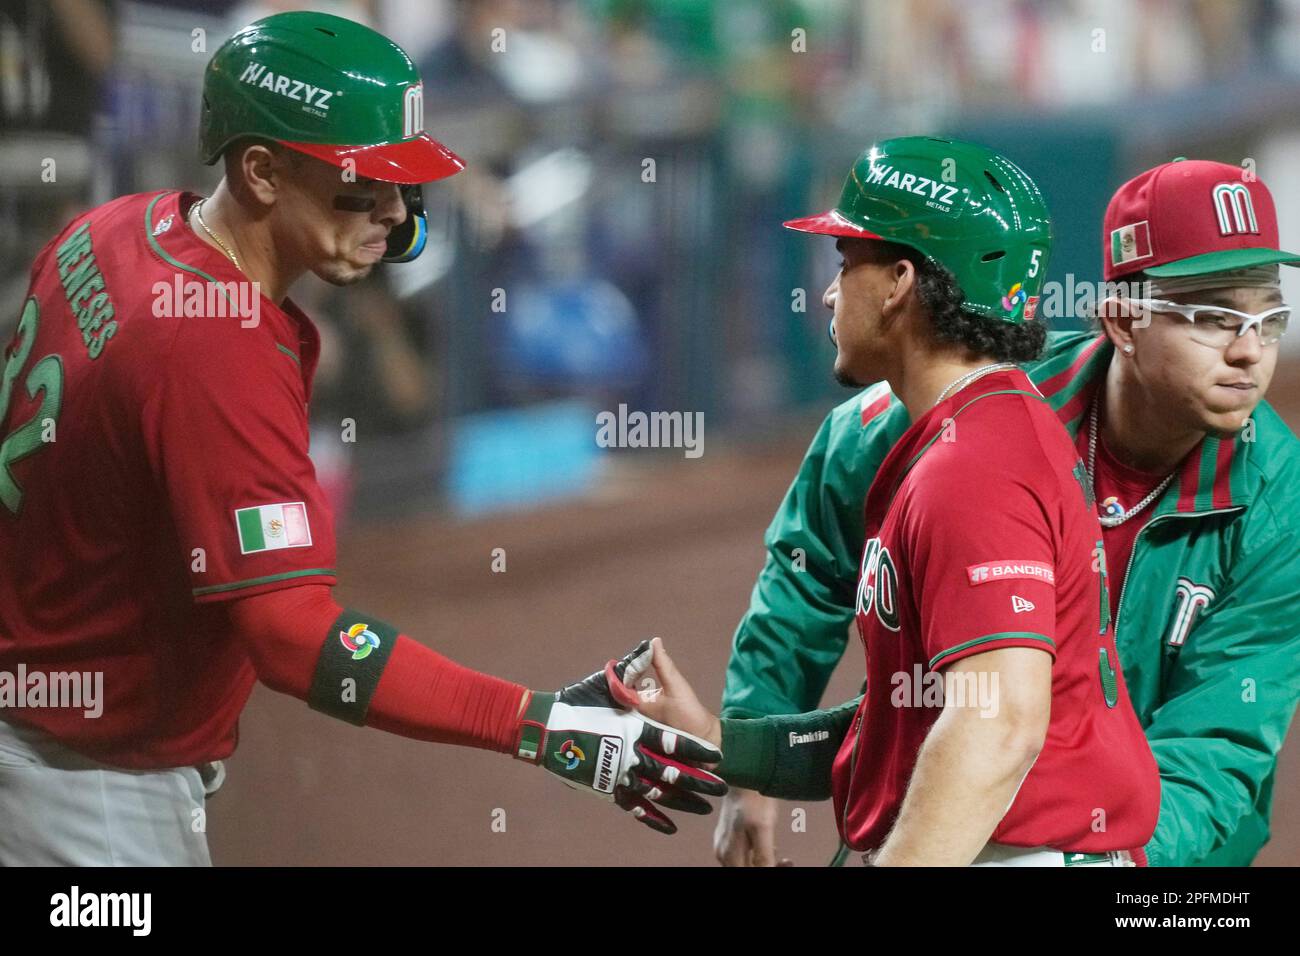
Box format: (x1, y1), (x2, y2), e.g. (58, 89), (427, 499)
(721, 331), (1300, 866)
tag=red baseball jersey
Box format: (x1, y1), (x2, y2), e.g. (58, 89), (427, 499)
(831, 369), (1160, 855)
(0, 190), (337, 768)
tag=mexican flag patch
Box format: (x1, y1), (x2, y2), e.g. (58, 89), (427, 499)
(1110, 220), (1152, 267)
(235, 502), (312, 554)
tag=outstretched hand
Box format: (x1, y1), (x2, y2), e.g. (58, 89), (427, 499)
(521, 640), (727, 835)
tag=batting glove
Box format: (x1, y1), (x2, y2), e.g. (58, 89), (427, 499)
(516, 640), (727, 835)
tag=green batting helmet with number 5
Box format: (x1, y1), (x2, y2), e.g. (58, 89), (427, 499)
(784, 136), (1052, 323)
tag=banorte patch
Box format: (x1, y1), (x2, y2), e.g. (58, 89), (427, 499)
(966, 560), (1055, 587)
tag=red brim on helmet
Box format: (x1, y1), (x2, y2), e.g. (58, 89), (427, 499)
(281, 133), (465, 185)
(783, 209), (883, 239)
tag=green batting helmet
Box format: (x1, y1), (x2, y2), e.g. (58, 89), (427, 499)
(199, 11), (464, 261)
(785, 136), (1052, 323)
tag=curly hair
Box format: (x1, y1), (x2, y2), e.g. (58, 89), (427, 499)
(883, 242), (1046, 364)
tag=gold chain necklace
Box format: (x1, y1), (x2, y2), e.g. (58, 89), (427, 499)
(192, 200), (243, 272)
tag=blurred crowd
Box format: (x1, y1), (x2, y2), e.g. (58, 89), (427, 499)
(2, 0), (1298, 520)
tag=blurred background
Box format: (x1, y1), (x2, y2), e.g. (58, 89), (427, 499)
(2, 0), (1298, 865)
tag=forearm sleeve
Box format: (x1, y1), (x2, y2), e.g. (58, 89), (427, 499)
(716, 696), (862, 800)
(230, 584), (526, 753)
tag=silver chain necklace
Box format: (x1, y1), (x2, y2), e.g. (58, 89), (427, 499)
(1087, 398), (1176, 528)
(192, 199), (243, 272)
(934, 362), (1018, 406)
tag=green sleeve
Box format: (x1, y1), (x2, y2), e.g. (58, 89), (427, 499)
(717, 696), (862, 800)
(1143, 522), (1300, 867)
(719, 391), (907, 719)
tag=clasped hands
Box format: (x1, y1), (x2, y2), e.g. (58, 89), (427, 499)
(525, 638), (726, 835)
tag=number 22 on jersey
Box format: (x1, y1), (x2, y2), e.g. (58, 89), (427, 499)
(0, 298), (64, 515)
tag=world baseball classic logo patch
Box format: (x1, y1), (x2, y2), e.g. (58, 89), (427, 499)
(235, 502), (312, 554)
(554, 738), (585, 771)
(339, 622), (382, 661)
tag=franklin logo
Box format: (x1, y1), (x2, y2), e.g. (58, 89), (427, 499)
(238, 62), (335, 114)
(861, 163), (960, 210)
(594, 736), (622, 794)
(788, 730), (830, 746)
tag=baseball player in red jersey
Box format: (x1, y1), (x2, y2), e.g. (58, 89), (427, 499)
(831, 361), (1158, 862)
(0, 12), (725, 865)
(621, 138), (1160, 865)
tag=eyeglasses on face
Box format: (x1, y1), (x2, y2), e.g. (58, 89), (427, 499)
(1128, 298), (1290, 348)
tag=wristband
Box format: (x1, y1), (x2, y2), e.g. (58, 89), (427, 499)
(307, 610), (400, 725)
(514, 690), (555, 763)
(717, 696), (862, 801)
(717, 717), (777, 792)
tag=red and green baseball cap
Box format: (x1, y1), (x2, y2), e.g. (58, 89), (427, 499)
(199, 11), (463, 185)
(1103, 158), (1300, 281)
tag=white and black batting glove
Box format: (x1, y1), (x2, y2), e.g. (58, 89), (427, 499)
(515, 641), (727, 835)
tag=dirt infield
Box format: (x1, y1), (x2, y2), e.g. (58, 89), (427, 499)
(208, 368), (1300, 866)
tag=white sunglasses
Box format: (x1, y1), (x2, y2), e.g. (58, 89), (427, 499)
(1128, 298), (1290, 348)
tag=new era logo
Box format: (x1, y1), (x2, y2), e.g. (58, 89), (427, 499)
(1012, 595), (1035, 613)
